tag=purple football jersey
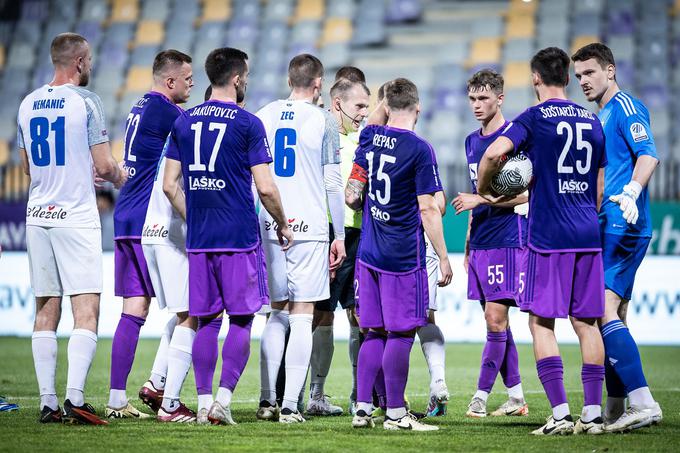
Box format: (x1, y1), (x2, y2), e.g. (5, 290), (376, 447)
(502, 99), (607, 252)
(114, 92), (182, 238)
(465, 123), (527, 250)
(165, 100), (272, 251)
(355, 125), (442, 273)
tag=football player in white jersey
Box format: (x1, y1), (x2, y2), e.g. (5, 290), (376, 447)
(17, 33), (126, 425)
(256, 54), (346, 423)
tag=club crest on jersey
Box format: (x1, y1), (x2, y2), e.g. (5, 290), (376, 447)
(26, 205), (68, 220)
(264, 218), (309, 233)
(142, 223), (169, 238)
(629, 122), (648, 143)
(558, 179), (589, 194)
(188, 176), (226, 191)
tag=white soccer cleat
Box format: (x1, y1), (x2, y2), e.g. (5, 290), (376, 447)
(278, 408), (306, 424)
(351, 409), (375, 428)
(490, 398), (529, 417)
(426, 382), (450, 417)
(157, 402), (196, 423)
(196, 408), (210, 425)
(306, 394), (343, 416)
(604, 403), (662, 433)
(465, 397), (487, 418)
(207, 401), (237, 425)
(531, 415), (575, 436)
(105, 401), (151, 419)
(574, 417), (604, 435)
(256, 401), (280, 421)
(384, 412), (439, 431)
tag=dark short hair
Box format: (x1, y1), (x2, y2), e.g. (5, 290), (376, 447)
(205, 47), (248, 88)
(330, 78), (370, 100)
(530, 47), (570, 87)
(334, 66), (366, 83)
(467, 69), (504, 94)
(377, 82), (387, 101)
(571, 42), (616, 69)
(384, 78), (419, 111)
(153, 49), (192, 77)
(50, 32), (88, 66)
(204, 85), (212, 101)
(288, 54), (324, 88)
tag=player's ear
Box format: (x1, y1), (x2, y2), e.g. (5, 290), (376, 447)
(531, 72), (540, 87)
(607, 64), (616, 81)
(497, 93), (504, 106)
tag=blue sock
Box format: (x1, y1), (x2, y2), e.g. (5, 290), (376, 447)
(605, 354), (626, 397)
(601, 320), (647, 394)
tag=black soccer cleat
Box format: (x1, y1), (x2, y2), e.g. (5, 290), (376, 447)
(39, 405), (62, 423)
(62, 399), (109, 425)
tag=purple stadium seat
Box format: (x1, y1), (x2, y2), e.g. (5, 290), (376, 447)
(386, 0), (423, 24)
(433, 87), (466, 112)
(100, 44), (129, 67)
(615, 59), (634, 89)
(227, 20), (258, 44)
(20, 0), (49, 21)
(76, 21), (104, 45)
(639, 85), (669, 110)
(607, 10), (634, 36)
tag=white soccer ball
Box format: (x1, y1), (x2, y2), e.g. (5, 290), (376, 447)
(490, 153), (533, 197)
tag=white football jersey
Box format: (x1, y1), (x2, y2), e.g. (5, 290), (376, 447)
(17, 84), (109, 228)
(256, 99), (340, 241)
(141, 153), (186, 248)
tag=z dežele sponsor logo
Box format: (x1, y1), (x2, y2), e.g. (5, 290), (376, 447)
(26, 205), (68, 220)
(264, 218), (309, 233)
(142, 223), (169, 239)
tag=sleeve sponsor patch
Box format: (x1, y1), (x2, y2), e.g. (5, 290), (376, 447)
(630, 122), (648, 142)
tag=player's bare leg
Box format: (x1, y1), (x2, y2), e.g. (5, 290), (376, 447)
(571, 316), (605, 434)
(33, 296), (62, 423)
(258, 301), (289, 420)
(418, 311), (448, 417)
(308, 309), (342, 416)
(107, 296), (152, 419)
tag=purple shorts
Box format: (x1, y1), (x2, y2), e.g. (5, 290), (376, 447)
(188, 246), (269, 317)
(114, 238), (155, 298)
(468, 247), (526, 305)
(355, 260), (428, 332)
(521, 249), (605, 319)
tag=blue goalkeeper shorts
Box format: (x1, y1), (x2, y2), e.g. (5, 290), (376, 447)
(602, 233), (651, 300)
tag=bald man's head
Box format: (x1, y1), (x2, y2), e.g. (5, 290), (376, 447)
(50, 33), (91, 86)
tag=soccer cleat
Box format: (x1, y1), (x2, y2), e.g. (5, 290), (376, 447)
(256, 400), (280, 421)
(371, 406), (385, 420)
(426, 385), (450, 417)
(105, 401), (151, 419)
(157, 402), (196, 423)
(207, 401), (237, 425)
(196, 408), (210, 425)
(0, 396), (18, 412)
(279, 408), (305, 424)
(604, 403), (662, 433)
(351, 409), (375, 428)
(574, 416), (604, 435)
(384, 412), (439, 431)
(138, 381), (164, 413)
(62, 399), (109, 425)
(466, 397), (487, 418)
(306, 394), (343, 416)
(490, 398), (529, 417)
(531, 414), (574, 436)
(348, 400), (358, 416)
(39, 405), (62, 423)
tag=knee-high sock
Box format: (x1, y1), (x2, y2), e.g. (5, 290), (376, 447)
(282, 314), (313, 412)
(374, 367), (387, 409)
(219, 315), (254, 392)
(417, 323), (446, 392)
(150, 315), (177, 390)
(161, 325), (195, 411)
(67, 329), (97, 407)
(537, 356), (569, 419)
(383, 333), (414, 419)
(349, 326), (362, 402)
(477, 331), (507, 393)
(109, 314), (145, 407)
(500, 327), (522, 388)
(581, 363), (604, 421)
(192, 317), (222, 397)
(356, 331), (386, 406)
(260, 309), (289, 404)
(32, 331), (58, 410)
(310, 325), (334, 398)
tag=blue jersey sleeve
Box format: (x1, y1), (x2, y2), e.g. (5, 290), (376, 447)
(501, 110), (532, 153)
(415, 141), (442, 195)
(247, 115), (273, 167)
(618, 102), (657, 160)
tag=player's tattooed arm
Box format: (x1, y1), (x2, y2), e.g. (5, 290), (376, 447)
(366, 99), (388, 126)
(346, 163), (368, 210)
(477, 136), (514, 195)
(163, 158), (186, 220)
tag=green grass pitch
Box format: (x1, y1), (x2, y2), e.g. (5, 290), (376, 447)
(0, 337), (679, 452)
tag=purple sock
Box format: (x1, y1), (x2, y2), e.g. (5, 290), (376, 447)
(582, 363), (605, 406)
(219, 315), (254, 391)
(374, 368), (387, 410)
(382, 333), (414, 409)
(357, 331), (386, 404)
(477, 330), (507, 392)
(110, 313), (145, 390)
(500, 327), (521, 388)
(192, 317), (223, 395)
(536, 356), (568, 407)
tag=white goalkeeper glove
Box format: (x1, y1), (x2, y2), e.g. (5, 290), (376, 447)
(609, 180), (642, 225)
(514, 202), (529, 217)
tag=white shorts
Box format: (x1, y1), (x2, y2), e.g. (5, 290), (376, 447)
(142, 243), (189, 313)
(425, 235), (439, 311)
(26, 225), (102, 297)
(263, 239), (329, 303)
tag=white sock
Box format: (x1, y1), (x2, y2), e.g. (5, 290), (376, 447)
(198, 394), (213, 412)
(282, 313), (313, 412)
(417, 323), (446, 393)
(507, 383), (524, 400)
(628, 386), (655, 408)
(32, 331), (58, 410)
(604, 396), (626, 419)
(150, 315), (177, 390)
(386, 407), (407, 419)
(474, 390), (489, 402)
(161, 326), (195, 411)
(357, 402), (373, 414)
(552, 402), (570, 420)
(310, 325), (334, 398)
(349, 325), (361, 401)
(581, 404), (601, 422)
(66, 329), (97, 407)
(216, 387), (233, 407)
(108, 389), (127, 409)
(259, 309), (289, 404)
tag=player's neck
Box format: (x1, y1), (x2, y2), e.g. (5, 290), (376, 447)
(288, 88), (317, 103)
(209, 86), (237, 104)
(537, 85), (567, 103)
(386, 112), (416, 131)
(49, 69), (79, 87)
(150, 85), (176, 104)
(480, 111), (505, 136)
(597, 83), (620, 110)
